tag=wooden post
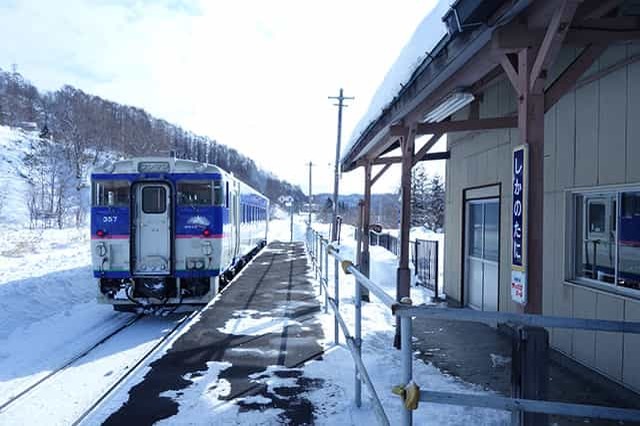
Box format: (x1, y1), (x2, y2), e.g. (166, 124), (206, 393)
(395, 126), (415, 348)
(511, 326), (549, 426)
(360, 162), (372, 302)
(518, 48), (545, 315)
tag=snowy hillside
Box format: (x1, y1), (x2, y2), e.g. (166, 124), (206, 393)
(0, 125), (37, 226)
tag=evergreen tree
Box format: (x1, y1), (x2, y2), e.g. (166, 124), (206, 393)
(425, 174), (445, 231)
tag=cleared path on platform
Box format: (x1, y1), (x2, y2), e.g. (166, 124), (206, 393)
(102, 242), (325, 425)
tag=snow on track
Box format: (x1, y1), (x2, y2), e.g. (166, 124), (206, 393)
(0, 314), (187, 426)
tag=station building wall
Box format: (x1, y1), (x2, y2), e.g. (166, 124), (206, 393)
(444, 43), (640, 393)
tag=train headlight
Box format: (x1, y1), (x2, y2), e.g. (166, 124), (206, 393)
(97, 243), (107, 257)
(187, 257), (206, 270)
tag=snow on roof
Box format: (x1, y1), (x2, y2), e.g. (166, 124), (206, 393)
(342, 0), (452, 161)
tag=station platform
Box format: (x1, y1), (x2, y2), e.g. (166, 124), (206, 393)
(102, 242), (324, 425)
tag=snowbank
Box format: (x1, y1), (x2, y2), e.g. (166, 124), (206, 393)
(0, 125), (37, 226)
(342, 0), (451, 160)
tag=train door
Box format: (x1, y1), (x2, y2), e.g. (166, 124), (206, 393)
(232, 185), (240, 260)
(133, 183), (171, 275)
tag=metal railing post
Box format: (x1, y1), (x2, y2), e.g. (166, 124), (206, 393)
(400, 297), (413, 426)
(319, 237), (324, 284)
(434, 240), (439, 300)
(355, 279), (362, 407)
(324, 239), (329, 311)
(334, 257), (340, 345)
(314, 232), (319, 280)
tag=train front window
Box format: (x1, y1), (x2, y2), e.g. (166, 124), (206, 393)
(573, 190), (640, 293)
(93, 180), (129, 207)
(177, 181), (213, 206)
(142, 186), (166, 213)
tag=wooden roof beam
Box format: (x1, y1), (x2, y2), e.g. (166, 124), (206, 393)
(370, 163), (392, 186)
(530, 0), (581, 93)
(544, 43), (608, 112)
(412, 132), (443, 167)
(575, 0), (622, 20)
(415, 117), (517, 135)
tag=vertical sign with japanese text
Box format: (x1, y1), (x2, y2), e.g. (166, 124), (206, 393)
(511, 145), (528, 305)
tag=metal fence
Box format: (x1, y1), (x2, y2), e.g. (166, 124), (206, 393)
(356, 228), (439, 295)
(413, 239), (438, 297)
(306, 227), (640, 426)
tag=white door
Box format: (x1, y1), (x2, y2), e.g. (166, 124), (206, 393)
(465, 199), (499, 311)
(134, 184), (171, 275)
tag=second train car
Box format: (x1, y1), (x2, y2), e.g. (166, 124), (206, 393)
(90, 157), (269, 311)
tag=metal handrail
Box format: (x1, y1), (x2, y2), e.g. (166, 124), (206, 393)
(394, 305), (640, 334)
(306, 226), (640, 426)
(307, 229), (390, 425)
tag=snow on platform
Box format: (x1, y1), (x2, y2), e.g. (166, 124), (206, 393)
(92, 241), (325, 425)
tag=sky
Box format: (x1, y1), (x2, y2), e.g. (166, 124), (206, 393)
(0, 0), (446, 195)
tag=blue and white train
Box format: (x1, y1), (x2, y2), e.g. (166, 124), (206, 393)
(90, 157), (269, 311)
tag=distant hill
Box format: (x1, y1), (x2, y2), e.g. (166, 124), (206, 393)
(0, 68), (305, 205)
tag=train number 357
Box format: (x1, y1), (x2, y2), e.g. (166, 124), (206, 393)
(103, 216), (118, 223)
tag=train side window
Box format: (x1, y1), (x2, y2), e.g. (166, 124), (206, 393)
(177, 181), (213, 206)
(93, 180), (129, 207)
(142, 186), (166, 214)
(213, 181), (225, 206)
(225, 182), (229, 208)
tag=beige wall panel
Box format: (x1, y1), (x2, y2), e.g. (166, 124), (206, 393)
(500, 194), (515, 312)
(574, 81), (599, 187)
(480, 82), (499, 119)
(551, 284), (574, 354)
(573, 286), (597, 363)
(498, 78), (517, 118)
(597, 61), (627, 185)
(623, 300), (640, 392)
(498, 142), (512, 192)
(599, 45), (627, 69)
(595, 294), (624, 381)
(627, 59), (640, 183)
(548, 47), (578, 85)
(543, 192), (556, 315)
(555, 90), (576, 191)
(628, 42), (640, 56)
(544, 105), (557, 194)
(444, 197), (462, 303)
(486, 148), (499, 184)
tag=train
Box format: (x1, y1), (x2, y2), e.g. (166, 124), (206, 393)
(579, 192), (640, 290)
(90, 157), (269, 311)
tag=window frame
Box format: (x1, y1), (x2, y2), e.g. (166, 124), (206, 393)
(92, 180), (130, 207)
(176, 180), (214, 206)
(141, 186), (167, 214)
(567, 185), (640, 300)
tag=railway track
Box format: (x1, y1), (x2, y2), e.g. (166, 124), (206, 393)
(0, 308), (202, 426)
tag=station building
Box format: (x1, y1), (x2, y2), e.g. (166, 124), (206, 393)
(341, 0), (640, 394)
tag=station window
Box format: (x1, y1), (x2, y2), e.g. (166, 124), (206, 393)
(572, 189), (640, 293)
(177, 181), (213, 206)
(93, 180), (129, 207)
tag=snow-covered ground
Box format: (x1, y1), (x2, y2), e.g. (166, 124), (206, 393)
(0, 209), (508, 425)
(0, 128), (505, 426)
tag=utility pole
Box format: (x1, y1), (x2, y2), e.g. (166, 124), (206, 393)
(306, 161), (313, 228)
(329, 88), (354, 242)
